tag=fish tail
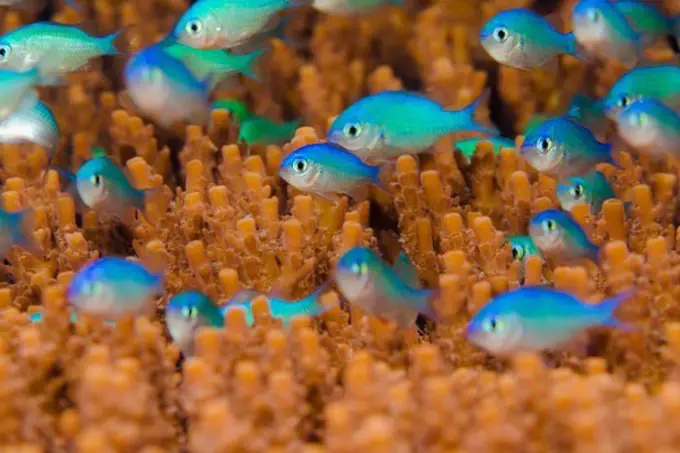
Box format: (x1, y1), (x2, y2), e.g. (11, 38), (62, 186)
(10, 209), (44, 258)
(293, 280), (332, 317)
(239, 48), (267, 81)
(563, 32), (589, 62)
(99, 30), (124, 56)
(448, 88), (500, 136)
(392, 250), (421, 289)
(596, 289), (637, 331)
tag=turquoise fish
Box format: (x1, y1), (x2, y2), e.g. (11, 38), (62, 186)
(0, 100), (59, 156)
(334, 247), (436, 329)
(615, 98), (680, 159)
(238, 117), (299, 145)
(614, 0), (678, 49)
(529, 209), (600, 264)
(0, 207), (41, 258)
(328, 90), (498, 164)
(212, 99), (254, 122)
(466, 286), (633, 356)
(480, 8), (584, 70)
(556, 170), (616, 214)
(600, 65), (680, 119)
(165, 290), (224, 355)
(0, 22), (122, 81)
(172, 0), (312, 50)
(520, 116), (615, 178)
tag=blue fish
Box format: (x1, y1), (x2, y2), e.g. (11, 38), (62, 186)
(67, 257), (164, 321)
(599, 65), (680, 119)
(521, 116), (615, 178)
(0, 207), (41, 258)
(529, 209), (600, 264)
(453, 136), (516, 162)
(334, 247), (436, 328)
(556, 170), (616, 214)
(124, 43), (211, 129)
(480, 8), (583, 70)
(328, 90), (498, 164)
(572, 0), (643, 67)
(165, 290), (224, 355)
(615, 98), (680, 159)
(221, 284), (329, 327)
(29, 311), (114, 326)
(466, 286), (633, 355)
(279, 142), (385, 202)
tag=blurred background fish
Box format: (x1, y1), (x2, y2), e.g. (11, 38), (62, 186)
(556, 170), (616, 214)
(572, 0), (643, 67)
(238, 117), (299, 146)
(480, 8), (584, 70)
(334, 247), (436, 329)
(0, 207), (41, 258)
(529, 209), (601, 264)
(159, 41), (265, 91)
(166, 290), (224, 356)
(0, 99), (59, 156)
(520, 116), (616, 178)
(67, 257), (164, 321)
(466, 286), (633, 356)
(453, 136), (515, 163)
(615, 98), (680, 160)
(600, 65), (680, 119)
(221, 283), (329, 327)
(124, 43), (211, 129)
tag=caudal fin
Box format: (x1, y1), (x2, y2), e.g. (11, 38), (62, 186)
(564, 32), (590, 62)
(596, 289), (636, 331)
(238, 48), (267, 81)
(99, 29), (124, 56)
(449, 89), (500, 136)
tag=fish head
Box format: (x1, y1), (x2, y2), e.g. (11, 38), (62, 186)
(507, 235), (538, 263)
(173, 6), (220, 49)
(616, 100), (660, 150)
(479, 12), (524, 67)
(328, 109), (382, 155)
(520, 123), (564, 174)
(166, 290), (221, 354)
(279, 148), (321, 190)
(572, 0), (612, 47)
(67, 261), (116, 316)
(334, 247), (377, 303)
(466, 305), (525, 356)
(602, 81), (638, 119)
(0, 37), (31, 71)
(75, 157), (118, 209)
(556, 175), (589, 212)
(529, 209), (570, 256)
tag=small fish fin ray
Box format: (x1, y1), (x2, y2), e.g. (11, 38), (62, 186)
(392, 250), (421, 289)
(563, 32), (590, 63)
(98, 27), (130, 56)
(595, 288), (635, 329)
(239, 47), (268, 82)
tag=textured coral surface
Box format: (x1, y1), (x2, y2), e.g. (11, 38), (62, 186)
(2, 0), (680, 451)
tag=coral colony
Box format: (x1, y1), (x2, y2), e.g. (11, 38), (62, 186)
(0, 0), (679, 451)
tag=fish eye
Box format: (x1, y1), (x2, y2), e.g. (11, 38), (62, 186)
(492, 26), (508, 42)
(542, 219), (556, 232)
(537, 137), (552, 153)
(343, 123), (362, 138)
(90, 173), (102, 188)
(511, 245), (524, 261)
(350, 261), (368, 275)
(586, 8), (601, 22)
(483, 316), (503, 333)
(618, 95), (631, 109)
(572, 183), (584, 199)
(182, 305), (198, 319)
(186, 19), (203, 36)
(0, 44), (11, 60)
(292, 158), (308, 173)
